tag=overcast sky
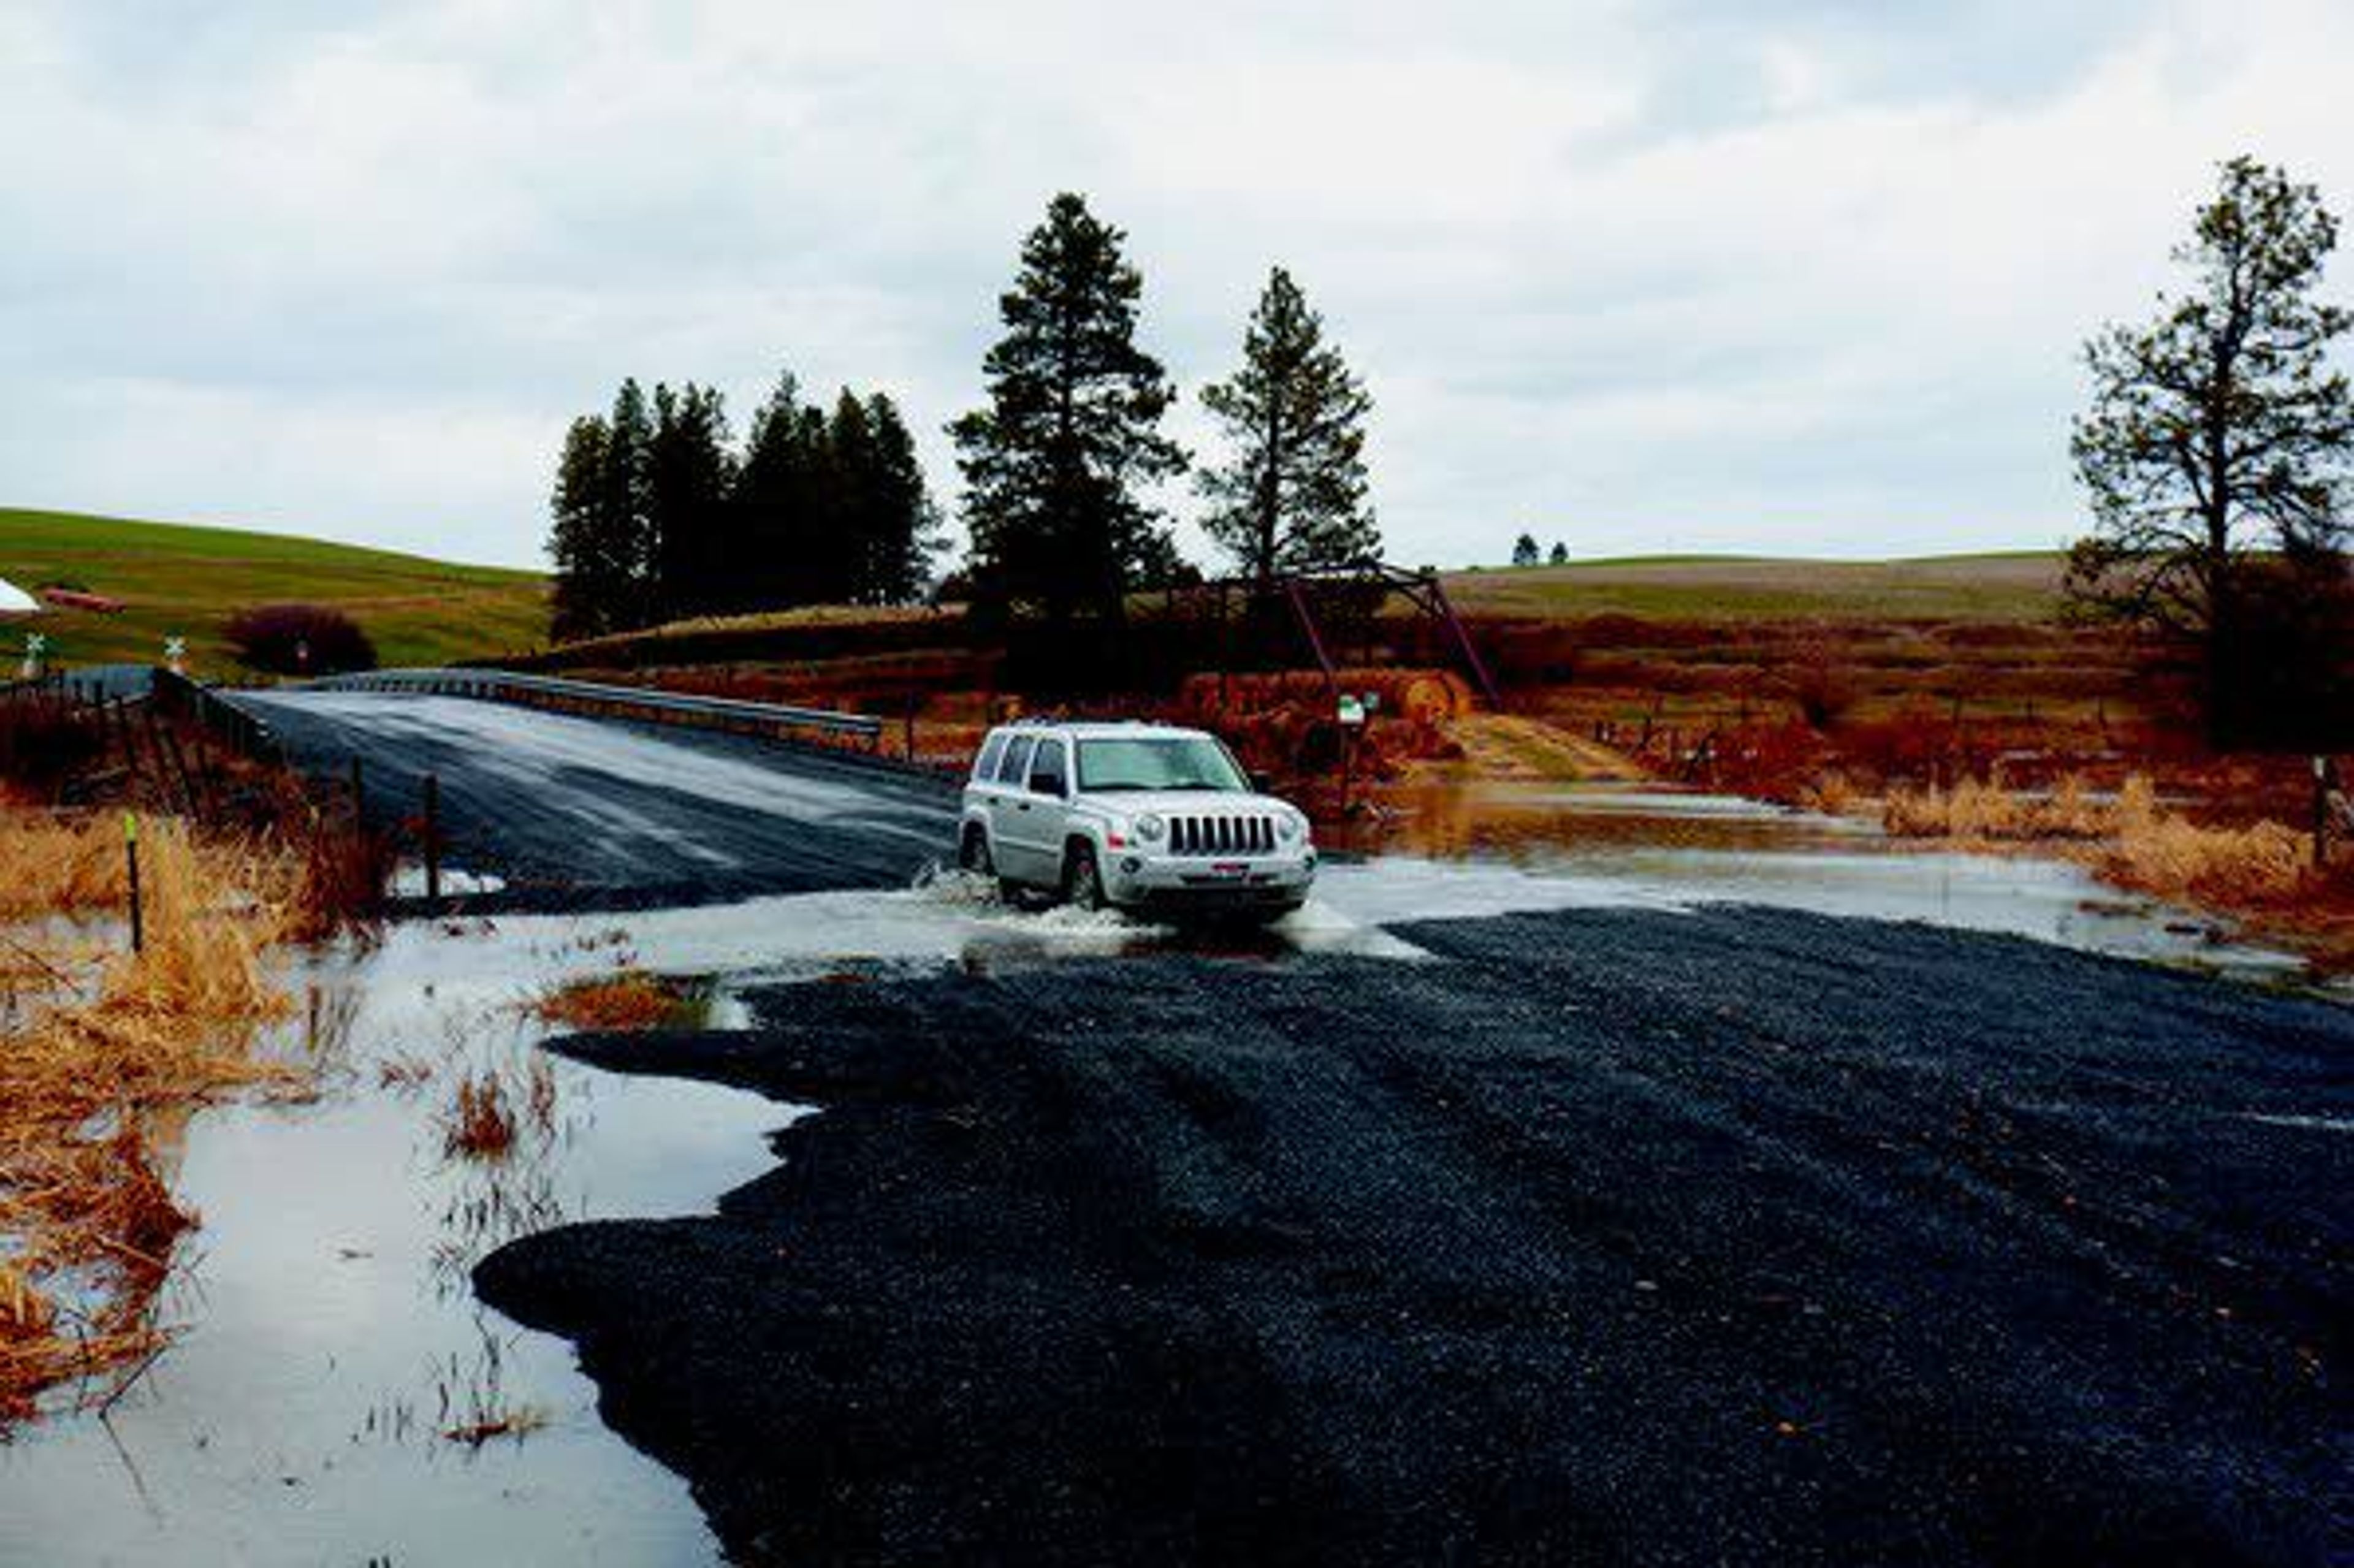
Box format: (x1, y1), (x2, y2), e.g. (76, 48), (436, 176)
(4, 1), (2351, 571)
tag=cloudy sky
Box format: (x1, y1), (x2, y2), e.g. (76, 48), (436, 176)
(4, 1), (2351, 571)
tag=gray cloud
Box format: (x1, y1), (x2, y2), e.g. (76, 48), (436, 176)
(2, 0), (2349, 570)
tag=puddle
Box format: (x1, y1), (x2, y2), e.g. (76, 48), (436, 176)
(0, 922), (787, 1566)
(1319, 780), (2316, 984)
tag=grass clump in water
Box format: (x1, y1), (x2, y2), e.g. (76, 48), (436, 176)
(530, 969), (707, 1032)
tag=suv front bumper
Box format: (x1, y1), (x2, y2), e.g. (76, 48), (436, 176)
(1104, 847), (1317, 911)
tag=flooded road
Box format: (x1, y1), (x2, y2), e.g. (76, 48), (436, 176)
(0, 775), (2334, 1564)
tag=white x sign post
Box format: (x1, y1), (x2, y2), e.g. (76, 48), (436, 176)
(21, 633), (46, 680)
(164, 635), (188, 676)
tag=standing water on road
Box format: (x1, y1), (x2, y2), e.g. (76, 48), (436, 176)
(1320, 778), (2320, 984)
(0, 920), (786, 1566)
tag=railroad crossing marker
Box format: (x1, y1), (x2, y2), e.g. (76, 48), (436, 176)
(20, 632), (46, 679)
(164, 634), (187, 675)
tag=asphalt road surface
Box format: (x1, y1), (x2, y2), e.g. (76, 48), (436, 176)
(479, 907), (2354, 1567)
(232, 690), (958, 908)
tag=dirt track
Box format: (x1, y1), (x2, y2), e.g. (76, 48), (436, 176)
(479, 905), (2354, 1566)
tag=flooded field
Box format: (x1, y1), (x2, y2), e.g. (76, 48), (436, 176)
(0, 782), (2330, 1564)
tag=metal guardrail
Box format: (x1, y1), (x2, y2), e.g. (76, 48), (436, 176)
(297, 668), (885, 748)
(152, 666), (280, 762)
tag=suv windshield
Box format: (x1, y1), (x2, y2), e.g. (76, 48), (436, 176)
(1076, 736), (1249, 793)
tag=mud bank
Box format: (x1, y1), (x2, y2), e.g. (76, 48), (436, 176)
(478, 905), (2353, 1566)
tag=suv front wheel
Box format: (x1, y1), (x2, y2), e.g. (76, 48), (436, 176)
(1062, 842), (1107, 912)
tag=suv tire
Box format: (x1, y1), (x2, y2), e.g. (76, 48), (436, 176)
(1063, 842), (1107, 913)
(958, 823), (993, 875)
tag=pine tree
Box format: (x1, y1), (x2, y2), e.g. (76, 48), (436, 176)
(736, 371), (834, 609)
(601, 379), (656, 628)
(2068, 156), (2353, 743)
(1198, 267), (1379, 584)
(852, 392), (941, 604)
(950, 192), (1188, 624)
(547, 414), (617, 641)
(646, 382), (736, 619)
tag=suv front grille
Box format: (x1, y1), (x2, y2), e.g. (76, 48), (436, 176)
(1168, 814), (1276, 856)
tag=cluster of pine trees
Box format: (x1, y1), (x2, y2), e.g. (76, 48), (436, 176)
(547, 373), (938, 641)
(953, 193), (1382, 626)
(545, 192), (1387, 643)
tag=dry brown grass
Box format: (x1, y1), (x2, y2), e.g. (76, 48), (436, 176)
(1797, 770), (1859, 816)
(0, 813), (133, 917)
(441, 1070), (519, 1161)
(2097, 776), (2312, 906)
(529, 969), (700, 1032)
(1884, 771), (2344, 962)
(0, 810), (307, 1422)
(1882, 774), (2114, 843)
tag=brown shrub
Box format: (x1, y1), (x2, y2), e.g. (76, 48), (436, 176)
(0, 700), (104, 793)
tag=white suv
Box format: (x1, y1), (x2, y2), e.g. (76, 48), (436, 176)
(958, 720), (1317, 921)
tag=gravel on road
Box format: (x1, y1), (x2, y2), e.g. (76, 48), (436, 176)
(478, 905), (2354, 1566)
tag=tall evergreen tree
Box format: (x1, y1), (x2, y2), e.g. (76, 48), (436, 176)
(823, 390), (880, 606)
(950, 192), (1188, 623)
(601, 379), (656, 628)
(736, 370), (833, 609)
(547, 414), (619, 641)
(1198, 267), (1380, 584)
(646, 381), (737, 619)
(859, 392), (942, 604)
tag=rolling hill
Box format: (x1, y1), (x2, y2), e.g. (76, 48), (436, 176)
(0, 508), (549, 674)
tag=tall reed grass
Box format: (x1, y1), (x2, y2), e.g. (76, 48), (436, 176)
(1884, 772), (2317, 908)
(0, 811), (309, 1420)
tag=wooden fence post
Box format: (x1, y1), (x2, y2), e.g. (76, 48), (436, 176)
(2316, 756), (2331, 870)
(123, 813), (143, 955)
(423, 772), (441, 902)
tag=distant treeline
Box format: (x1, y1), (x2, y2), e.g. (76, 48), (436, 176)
(547, 373), (939, 641)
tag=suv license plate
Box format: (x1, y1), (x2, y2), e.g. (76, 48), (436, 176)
(1208, 861), (1249, 878)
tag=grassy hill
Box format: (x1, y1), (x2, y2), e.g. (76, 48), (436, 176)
(0, 508), (548, 674)
(1441, 552), (2068, 622)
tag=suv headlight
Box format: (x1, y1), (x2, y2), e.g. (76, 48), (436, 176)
(1276, 809), (1308, 843)
(1133, 813), (1167, 843)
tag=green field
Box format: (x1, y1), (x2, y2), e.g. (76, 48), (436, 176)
(0, 508), (549, 674)
(1441, 552), (2068, 622)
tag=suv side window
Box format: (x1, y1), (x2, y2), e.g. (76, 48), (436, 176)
(1028, 737), (1068, 796)
(994, 735), (1037, 786)
(973, 733), (1007, 783)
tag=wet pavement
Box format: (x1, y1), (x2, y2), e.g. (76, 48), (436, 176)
(232, 690), (959, 908)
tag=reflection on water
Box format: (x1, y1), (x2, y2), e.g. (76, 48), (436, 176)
(1333, 779), (1867, 861)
